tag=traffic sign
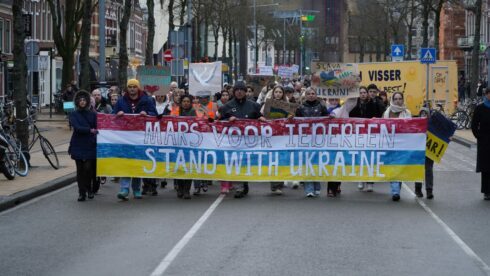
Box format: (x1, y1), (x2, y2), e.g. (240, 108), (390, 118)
(391, 44), (404, 62)
(420, 48), (436, 64)
(164, 49), (173, 62)
(25, 40), (39, 56)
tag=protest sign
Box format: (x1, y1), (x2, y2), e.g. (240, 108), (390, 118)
(311, 62), (361, 99)
(262, 98), (300, 117)
(277, 66), (294, 79)
(189, 62), (222, 96)
(97, 114), (428, 182)
(136, 66), (171, 95)
(258, 66), (274, 76)
(425, 112), (457, 163)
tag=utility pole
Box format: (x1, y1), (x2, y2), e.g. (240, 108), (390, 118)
(99, 0), (106, 82)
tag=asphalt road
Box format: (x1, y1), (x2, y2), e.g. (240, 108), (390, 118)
(0, 142), (488, 276)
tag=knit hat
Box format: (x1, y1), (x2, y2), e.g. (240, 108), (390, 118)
(127, 79), (140, 88)
(233, 81), (247, 92)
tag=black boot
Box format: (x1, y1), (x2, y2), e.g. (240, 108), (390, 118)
(142, 183), (149, 195)
(176, 183), (184, 198)
(183, 182), (192, 199)
(426, 189), (434, 199)
(151, 184), (158, 196)
(415, 183), (423, 198)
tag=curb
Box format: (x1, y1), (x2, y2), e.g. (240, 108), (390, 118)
(0, 173), (76, 212)
(452, 135), (477, 149)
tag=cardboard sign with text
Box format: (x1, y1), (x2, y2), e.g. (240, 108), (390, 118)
(263, 98), (300, 117)
(311, 62), (361, 99)
(136, 66), (172, 96)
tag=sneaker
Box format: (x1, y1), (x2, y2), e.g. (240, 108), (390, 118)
(134, 190), (143, 199)
(314, 190), (321, 196)
(291, 182), (300, 189)
(274, 189), (283, 195)
(357, 183), (365, 191)
(151, 189), (158, 196)
(87, 192), (95, 199)
(193, 187), (201, 195)
(77, 195), (86, 202)
(366, 184), (374, 192)
(484, 194), (490, 200)
(234, 191), (246, 198)
(306, 192), (315, 198)
(117, 188), (129, 200)
(392, 194), (400, 201)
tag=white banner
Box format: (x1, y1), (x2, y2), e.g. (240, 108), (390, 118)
(189, 62), (222, 97)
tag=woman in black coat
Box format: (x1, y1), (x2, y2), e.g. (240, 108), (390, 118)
(69, 90), (98, 201)
(472, 88), (490, 200)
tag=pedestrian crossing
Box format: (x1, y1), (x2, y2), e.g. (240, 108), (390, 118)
(434, 142), (476, 172)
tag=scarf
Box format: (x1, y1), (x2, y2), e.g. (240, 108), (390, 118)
(484, 97), (490, 109)
(388, 94), (407, 113)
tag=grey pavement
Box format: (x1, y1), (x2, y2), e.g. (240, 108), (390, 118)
(0, 142), (488, 276)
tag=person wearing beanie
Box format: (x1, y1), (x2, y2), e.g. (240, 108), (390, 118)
(217, 81), (266, 198)
(112, 79), (157, 201)
(69, 90), (98, 202)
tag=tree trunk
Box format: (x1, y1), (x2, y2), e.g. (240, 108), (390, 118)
(213, 24), (220, 61)
(432, 0), (445, 60)
(222, 27), (227, 60)
(470, 0), (483, 98)
(146, 0), (155, 65)
(12, 0), (29, 149)
(203, 17), (209, 58)
(168, 0), (175, 34)
(238, 0), (247, 77)
(79, 0), (92, 91)
(119, 0), (132, 87)
(179, 0), (187, 27)
(233, 28), (238, 81)
(422, 0), (430, 48)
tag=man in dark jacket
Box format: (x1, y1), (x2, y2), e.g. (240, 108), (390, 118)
(218, 81), (266, 198)
(472, 88), (490, 200)
(113, 79), (157, 201)
(69, 90), (97, 201)
(367, 84), (386, 117)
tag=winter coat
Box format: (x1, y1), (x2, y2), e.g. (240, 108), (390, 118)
(296, 100), (329, 117)
(219, 98), (263, 120)
(95, 97), (113, 114)
(349, 98), (380, 118)
(472, 104), (490, 172)
(112, 90), (157, 115)
(69, 90), (97, 160)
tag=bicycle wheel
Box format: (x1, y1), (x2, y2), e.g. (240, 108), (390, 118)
(0, 136), (15, 180)
(14, 149), (29, 177)
(450, 111), (468, 130)
(40, 136), (59, 169)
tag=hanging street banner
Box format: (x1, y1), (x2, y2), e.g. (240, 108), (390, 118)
(189, 61), (222, 97)
(311, 62), (361, 99)
(136, 66), (171, 95)
(97, 114), (428, 182)
(425, 111), (457, 163)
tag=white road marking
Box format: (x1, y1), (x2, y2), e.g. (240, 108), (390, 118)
(402, 184), (490, 275)
(150, 194), (225, 276)
(0, 183), (76, 216)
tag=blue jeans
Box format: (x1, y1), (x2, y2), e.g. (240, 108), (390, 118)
(391, 182), (401, 195)
(120, 178), (141, 192)
(304, 182), (321, 194)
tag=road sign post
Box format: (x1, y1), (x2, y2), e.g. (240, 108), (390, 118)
(420, 48), (437, 116)
(164, 49), (173, 62)
(391, 44), (404, 62)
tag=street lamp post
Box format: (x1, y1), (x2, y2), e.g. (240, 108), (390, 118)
(99, 0), (106, 82)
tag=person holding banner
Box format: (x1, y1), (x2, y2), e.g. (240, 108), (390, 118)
(261, 85), (294, 195)
(217, 81), (267, 198)
(383, 92), (412, 201)
(296, 87), (329, 197)
(113, 79), (157, 201)
(174, 94), (197, 199)
(69, 90), (98, 202)
(350, 86), (380, 192)
(471, 88), (490, 200)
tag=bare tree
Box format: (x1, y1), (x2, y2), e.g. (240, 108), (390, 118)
(119, 0), (132, 86)
(46, 0), (85, 88)
(12, 0), (29, 149)
(404, 0), (422, 60)
(467, 0), (483, 98)
(79, 0), (98, 91)
(145, 0), (156, 65)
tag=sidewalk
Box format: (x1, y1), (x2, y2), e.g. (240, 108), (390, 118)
(0, 111), (76, 211)
(452, 129), (477, 148)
